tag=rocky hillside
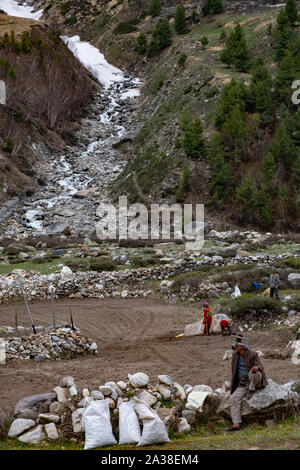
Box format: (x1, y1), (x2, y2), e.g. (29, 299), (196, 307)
(0, 13), (97, 203)
(2, 0), (299, 233)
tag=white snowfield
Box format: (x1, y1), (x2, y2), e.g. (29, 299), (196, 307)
(0, 0), (43, 20)
(61, 35), (126, 89)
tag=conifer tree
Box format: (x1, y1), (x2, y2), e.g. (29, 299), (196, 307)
(215, 79), (249, 129)
(220, 24), (251, 72)
(148, 19), (172, 56)
(249, 60), (273, 126)
(202, 0), (224, 16)
(136, 32), (147, 55)
(286, 0), (298, 25)
(274, 9), (295, 63)
(236, 174), (258, 221)
(149, 0), (161, 17)
(208, 132), (232, 204)
(201, 35), (209, 50)
(180, 113), (206, 159)
(262, 152), (278, 188)
(269, 122), (296, 172)
(174, 4), (186, 34)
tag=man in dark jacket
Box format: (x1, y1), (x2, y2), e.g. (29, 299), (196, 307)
(226, 335), (268, 432)
(269, 270), (280, 300)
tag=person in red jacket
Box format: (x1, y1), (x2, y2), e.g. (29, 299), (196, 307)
(220, 319), (232, 336)
(203, 301), (212, 336)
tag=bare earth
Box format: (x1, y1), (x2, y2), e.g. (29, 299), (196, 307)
(0, 298), (297, 410)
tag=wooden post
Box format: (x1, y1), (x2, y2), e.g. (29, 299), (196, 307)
(15, 310), (18, 331)
(69, 307), (75, 330)
(18, 280), (36, 334)
(51, 286), (56, 329)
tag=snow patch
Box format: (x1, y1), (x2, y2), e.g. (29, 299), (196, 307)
(0, 0), (43, 20)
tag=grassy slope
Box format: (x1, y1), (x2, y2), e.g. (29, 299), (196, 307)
(1, 417), (300, 450)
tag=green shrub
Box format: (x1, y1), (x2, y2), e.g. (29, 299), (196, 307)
(114, 21), (138, 35)
(89, 256), (118, 272)
(3, 137), (13, 154)
(60, 1), (71, 15)
(277, 257), (300, 269)
(177, 53), (187, 67)
(226, 294), (282, 318)
(66, 260), (90, 272)
(130, 256), (158, 268)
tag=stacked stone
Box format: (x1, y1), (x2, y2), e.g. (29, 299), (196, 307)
(0, 249), (296, 304)
(7, 372), (300, 445)
(2, 326), (98, 362)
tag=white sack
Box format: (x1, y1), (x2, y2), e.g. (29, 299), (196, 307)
(118, 401), (141, 445)
(83, 400), (117, 450)
(186, 391), (211, 412)
(233, 285), (241, 298)
(133, 397), (170, 446)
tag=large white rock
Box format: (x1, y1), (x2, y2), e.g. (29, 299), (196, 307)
(290, 340), (300, 366)
(8, 419), (36, 437)
(53, 386), (68, 403)
(128, 372), (149, 388)
(45, 423), (59, 440)
(60, 266), (73, 279)
(217, 379), (300, 418)
(0, 339), (6, 364)
(117, 381), (127, 391)
(71, 408), (85, 433)
(38, 414), (60, 424)
(176, 417), (191, 435)
(288, 273), (300, 284)
(99, 386), (113, 397)
(157, 375), (173, 386)
(157, 384), (171, 400)
(91, 390), (104, 400)
(18, 425), (46, 444)
(105, 381), (122, 396)
(137, 390), (157, 407)
(173, 383), (186, 401)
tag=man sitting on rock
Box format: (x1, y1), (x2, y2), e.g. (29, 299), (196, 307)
(226, 335), (268, 432)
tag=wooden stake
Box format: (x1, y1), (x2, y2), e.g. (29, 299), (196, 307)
(18, 280), (36, 334)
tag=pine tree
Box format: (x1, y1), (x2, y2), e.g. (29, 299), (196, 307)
(174, 4), (186, 34)
(220, 24), (251, 72)
(215, 79), (249, 129)
(222, 104), (248, 161)
(208, 132), (232, 204)
(201, 35), (209, 50)
(269, 122), (296, 171)
(236, 174), (258, 221)
(136, 33), (147, 54)
(202, 0), (224, 16)
(294, 152), (300, 189)
(286, 0), (298, 25)
(262, 152), (278, 188)
(180, 113), (206, 159)
(274, 9), (295, 63)
(148, 19), (172, 56)
(149, 0), (161, 17)
(249, 60), (273, 126)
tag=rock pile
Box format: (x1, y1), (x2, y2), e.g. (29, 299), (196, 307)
(0, 250), (296, 304)
(1, 324), (98, 363)
(7, 373), (300, 446)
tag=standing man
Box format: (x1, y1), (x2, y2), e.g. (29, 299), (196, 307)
(269, 269), (280, 300)
(226, 335), (268, 432)
(202, 301), (212, 336)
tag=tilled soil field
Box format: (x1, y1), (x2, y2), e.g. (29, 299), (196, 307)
(0, 298), (298, 410)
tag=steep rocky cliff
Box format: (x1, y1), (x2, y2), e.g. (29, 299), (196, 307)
(0, 13), (97, 203)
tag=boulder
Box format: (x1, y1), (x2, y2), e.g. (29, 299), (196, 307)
(38, 414), (60, 424)
(128, 372), (149, 388)
(157, 375), (173, 386)
(288, 273), (300, 287)
(8, 419), (36, 438)
(14, 393), (56, 420)
(137, 390), (157, 407)
(18, 425), (46, 444)
(176, 417), (191, 435)
(59, 376), (75, 388)
(217, 379), (300, 421)
(71, 408), (85, 433)
(157, 384), (171, 400)
(45, 423), (59, 440)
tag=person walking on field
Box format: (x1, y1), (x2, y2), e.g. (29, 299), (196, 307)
(202, 301), (212, 336)
(226, 335), (268, 432)
(269, 269), (280, 300)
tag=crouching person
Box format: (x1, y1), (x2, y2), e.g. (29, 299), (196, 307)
(226, 335), (268, 432)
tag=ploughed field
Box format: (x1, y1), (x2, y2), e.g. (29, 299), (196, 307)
(0, 298), (297, 410)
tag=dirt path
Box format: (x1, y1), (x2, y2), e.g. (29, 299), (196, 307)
(0, 298), (297, 410)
